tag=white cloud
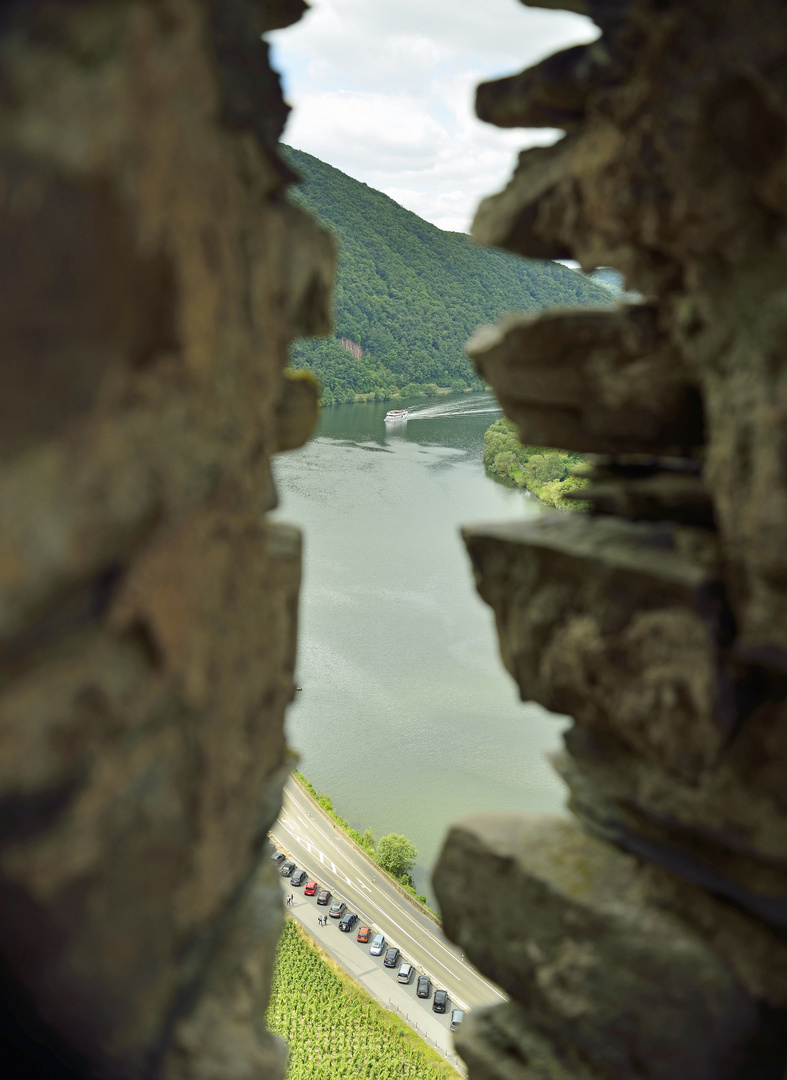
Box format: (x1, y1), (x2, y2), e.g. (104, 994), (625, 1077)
(269, 0), (598, 231)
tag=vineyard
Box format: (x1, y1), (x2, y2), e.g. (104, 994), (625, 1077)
(266, 919), (462, 1080)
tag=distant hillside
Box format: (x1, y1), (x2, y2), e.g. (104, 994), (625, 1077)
(282, 145), (616, 405)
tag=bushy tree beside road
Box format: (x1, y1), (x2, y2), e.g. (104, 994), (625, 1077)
(376, 834), (419, 880)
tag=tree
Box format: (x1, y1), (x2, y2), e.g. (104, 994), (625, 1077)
(375, 833), (418, 878)
(492, 450), (516, 478)
(360, 827), (377, 854)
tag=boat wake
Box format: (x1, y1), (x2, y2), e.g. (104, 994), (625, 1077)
(407, 406), (502, 421)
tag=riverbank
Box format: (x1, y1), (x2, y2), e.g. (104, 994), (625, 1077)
(319, 384), (481, 407)
(293, 772), (441, 921)
(483, 416), (590, 510)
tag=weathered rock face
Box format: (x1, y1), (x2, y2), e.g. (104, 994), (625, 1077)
(0, 1), (333, 1076)
(435, 1), (787, 1078)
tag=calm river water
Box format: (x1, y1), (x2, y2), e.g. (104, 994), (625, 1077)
(272, 392), (568, 902)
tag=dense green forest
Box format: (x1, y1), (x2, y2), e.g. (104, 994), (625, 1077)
(484, 418), (589, 510)
(282, 145), (616, 406)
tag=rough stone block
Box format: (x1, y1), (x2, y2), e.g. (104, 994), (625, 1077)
(433, 814), (784, 1080)
(0, 0), (333, 1074)
(466, 305), (703, 456)
(557, 716), (787, 932)
(462, 513), (737, 780)
(567, 457), (714, 528)
(453, 1001), (597, 1080)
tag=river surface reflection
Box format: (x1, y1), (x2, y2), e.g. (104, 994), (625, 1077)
(273, 392), (568, 902)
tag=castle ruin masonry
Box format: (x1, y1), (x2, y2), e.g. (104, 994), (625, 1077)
(434, 1), (787, 1078)
(2, 0), (787, 1078)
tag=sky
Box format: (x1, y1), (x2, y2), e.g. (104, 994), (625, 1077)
(267, 0), (598, 233)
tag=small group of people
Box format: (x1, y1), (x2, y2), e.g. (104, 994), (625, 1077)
(285, 894), (294, 907)
(317, 914), (329, 927)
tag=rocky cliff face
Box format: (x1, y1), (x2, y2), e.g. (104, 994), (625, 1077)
(339, 337), (364, 360)
(433, 2), (787, 1078)
(0, 1), (333, 1076)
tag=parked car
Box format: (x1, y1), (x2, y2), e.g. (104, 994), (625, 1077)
(316, 890), (331, 905)
(369, 933), (385, 956)
(290, 870), (306, 887)
(338, 912), (358, 932)
(432, 989), (448, 1013)
(357, 926), (371, 943)
(279, 860), (296, 877)
(383, 947), (400, 968)
(270, 849), (285, 863)
(416, 975), (431, 998)
(450, 1009), (464, 1032)
(397, 963), (414, 984)
(329, 900), (346, 919)
(303, 881), (318, 896)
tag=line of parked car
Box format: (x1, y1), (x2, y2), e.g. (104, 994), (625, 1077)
(273, 847), (463, 1031)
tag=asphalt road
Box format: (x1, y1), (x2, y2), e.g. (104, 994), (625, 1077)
(270, 775), (506, 1068)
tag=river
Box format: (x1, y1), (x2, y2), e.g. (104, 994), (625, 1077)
(272, 392), (568, 903)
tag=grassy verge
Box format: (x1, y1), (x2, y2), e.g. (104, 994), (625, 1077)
(266, 919), (461, 1080)
(293, 772), (439, 916)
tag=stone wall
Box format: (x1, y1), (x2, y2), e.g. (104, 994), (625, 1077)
(0, 1), (333, 1076)
(433, 1), (787, 1078)
(6, 0), (787, 1077)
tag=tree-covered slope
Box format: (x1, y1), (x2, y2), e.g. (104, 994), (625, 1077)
(282, 145), (616, 404)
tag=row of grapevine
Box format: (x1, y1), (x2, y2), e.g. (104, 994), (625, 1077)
(266, 919), (461, 1080)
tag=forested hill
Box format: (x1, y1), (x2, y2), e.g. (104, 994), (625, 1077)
(282, 145), (615, 405)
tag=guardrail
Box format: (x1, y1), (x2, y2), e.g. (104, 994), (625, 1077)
(386, 999), (467, 1077)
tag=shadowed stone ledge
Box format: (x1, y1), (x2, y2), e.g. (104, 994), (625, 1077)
(433, 814), (787, 1080)
(461, 513), (737, 781)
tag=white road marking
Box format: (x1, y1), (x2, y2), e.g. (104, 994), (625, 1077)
(277, 785), (507, 1006)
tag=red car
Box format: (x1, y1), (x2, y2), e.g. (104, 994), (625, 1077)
(303, 881), (318, 896)
(356, 926), (371, 943)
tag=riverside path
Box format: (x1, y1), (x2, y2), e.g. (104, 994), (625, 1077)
(270, 775), (507, 1069)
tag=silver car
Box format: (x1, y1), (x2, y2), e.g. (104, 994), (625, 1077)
(369, 933), (385, 956)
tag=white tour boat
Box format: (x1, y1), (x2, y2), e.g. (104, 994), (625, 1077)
(384, 408), (409, 423)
